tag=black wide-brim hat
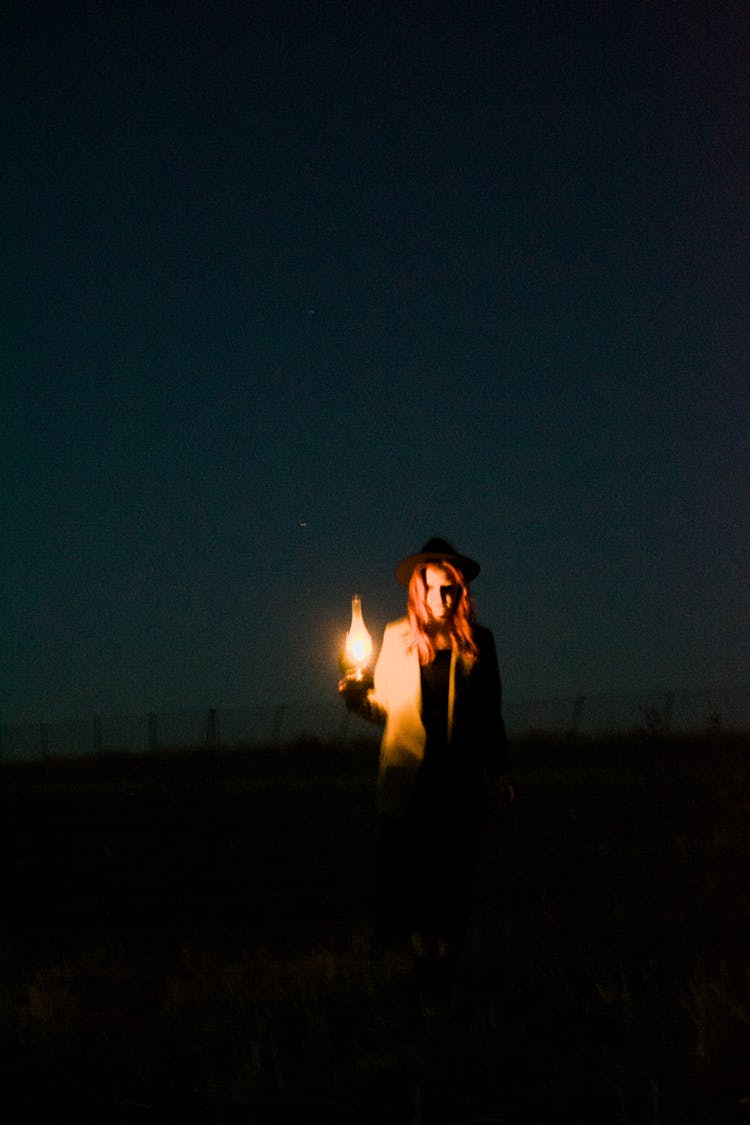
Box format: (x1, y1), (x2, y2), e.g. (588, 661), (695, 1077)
(395, 537), (480, 586)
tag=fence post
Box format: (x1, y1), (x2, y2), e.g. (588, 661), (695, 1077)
(663, 691), (675, 731)
(568, 695), (586, 737)
(205, 708), (219, 748)
(93, 714), (102, 756)
(148, 712), (158, 752)
(271, 705), (286, 748)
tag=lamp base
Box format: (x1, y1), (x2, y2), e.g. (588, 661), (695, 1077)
(340, 668), (374, 690)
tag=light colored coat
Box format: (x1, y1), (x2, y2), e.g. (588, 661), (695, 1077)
(366, 616), (508, 819)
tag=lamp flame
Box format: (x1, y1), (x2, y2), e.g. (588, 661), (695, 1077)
(345, 594), (372, 678)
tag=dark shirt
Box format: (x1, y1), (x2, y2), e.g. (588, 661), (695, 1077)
(420, 648), (451, 753)
(416, 650), (454, 822)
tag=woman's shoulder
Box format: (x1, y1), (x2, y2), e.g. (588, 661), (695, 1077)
(376, 618), (412, 670)
(472, 623), (497, 653)
(383, 616), (410, 639)
(379, 618), (411, 657)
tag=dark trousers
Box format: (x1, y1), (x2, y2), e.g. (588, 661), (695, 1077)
(375, 809), (478, 946)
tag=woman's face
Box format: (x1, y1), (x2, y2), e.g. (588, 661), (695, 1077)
(423, 564), (459, 623)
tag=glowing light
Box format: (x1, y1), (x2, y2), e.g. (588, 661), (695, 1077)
(344, 594), (373, 679)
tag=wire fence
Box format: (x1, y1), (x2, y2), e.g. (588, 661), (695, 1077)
(1, 685), (748, 763)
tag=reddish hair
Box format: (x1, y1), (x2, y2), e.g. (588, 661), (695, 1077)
(406, 561), (479, 665)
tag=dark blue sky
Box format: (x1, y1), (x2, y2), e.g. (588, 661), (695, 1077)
(3, 0), (748, 723)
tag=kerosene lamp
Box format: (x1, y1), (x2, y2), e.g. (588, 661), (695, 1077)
(341, 594), (374, 687)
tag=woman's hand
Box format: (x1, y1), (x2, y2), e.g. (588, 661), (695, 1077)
(494, 773), (517, 806)
(338, 676), (373, 716)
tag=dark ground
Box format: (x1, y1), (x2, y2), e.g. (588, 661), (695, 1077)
(2, 732), (749, 1123)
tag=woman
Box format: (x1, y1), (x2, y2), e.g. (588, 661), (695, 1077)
(340, 537), (515, 1013)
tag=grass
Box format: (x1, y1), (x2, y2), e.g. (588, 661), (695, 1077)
(1, 732), (749, 1122)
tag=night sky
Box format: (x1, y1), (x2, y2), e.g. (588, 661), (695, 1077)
(3, 1), (748, 725)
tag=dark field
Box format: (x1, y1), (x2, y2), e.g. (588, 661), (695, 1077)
(2, 733), (749, 1123)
